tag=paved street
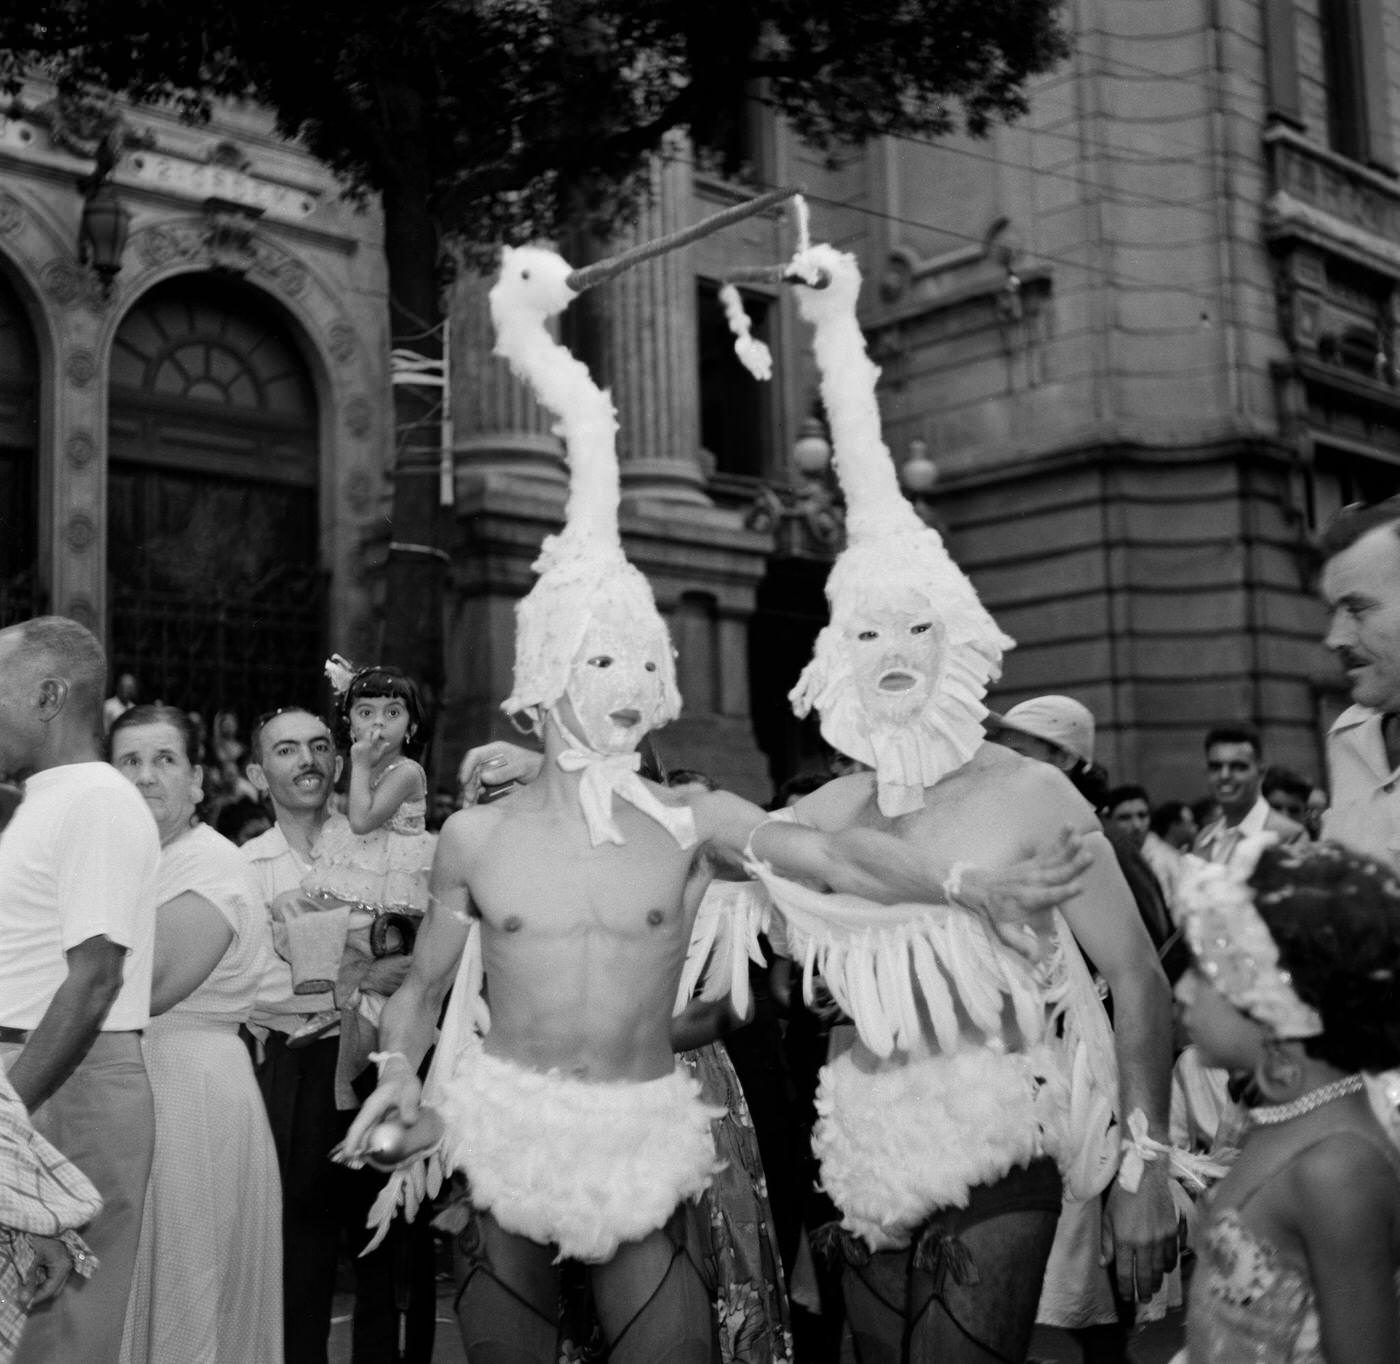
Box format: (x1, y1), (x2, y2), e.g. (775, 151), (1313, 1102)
(328, 1283), (1189, 1363)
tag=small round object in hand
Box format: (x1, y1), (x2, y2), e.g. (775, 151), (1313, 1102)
(365, 1116), (414, 1166)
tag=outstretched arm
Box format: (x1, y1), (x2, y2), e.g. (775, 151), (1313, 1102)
(694, 789), (1091, 917)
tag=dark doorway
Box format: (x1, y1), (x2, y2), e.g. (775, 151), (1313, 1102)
(108, 274), (324, 718)
(0, 268), (41, 624)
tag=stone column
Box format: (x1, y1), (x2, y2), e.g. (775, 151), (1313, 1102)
(605, 146), (708, 505)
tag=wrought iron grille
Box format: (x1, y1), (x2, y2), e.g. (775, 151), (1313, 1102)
(109, 565), (326, 721)
(0, 567), (44, 629)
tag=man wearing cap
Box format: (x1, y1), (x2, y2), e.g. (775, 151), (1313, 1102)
(986, 695), (1099, 775)
(1192, 725), (1305, 867)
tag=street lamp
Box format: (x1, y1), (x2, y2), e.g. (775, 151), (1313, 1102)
(78, 135), (130, 298)
(791, 416), (832, 479)
(900, 438), (938, 495)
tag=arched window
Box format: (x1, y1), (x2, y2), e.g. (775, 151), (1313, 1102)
(108, 274), (323, 718)
(0, 266), (40, 624)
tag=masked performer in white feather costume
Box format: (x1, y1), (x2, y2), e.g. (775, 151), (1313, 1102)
(721, 240), (1181, 1363)
(339, 202), (1099, 1363)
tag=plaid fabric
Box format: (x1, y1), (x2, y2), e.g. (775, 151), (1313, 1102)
(0, 1068), (101, 1360)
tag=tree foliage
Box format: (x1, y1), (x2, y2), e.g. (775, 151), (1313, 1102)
(1, 0), (1068, 728)
(1, 0), (1070, 256)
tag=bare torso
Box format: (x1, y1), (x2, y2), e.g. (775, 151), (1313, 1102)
(449, 783), (711, 1083)
(794, 744), (1090, 1068)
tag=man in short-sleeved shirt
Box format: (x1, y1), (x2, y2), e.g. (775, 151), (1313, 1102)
(0, 617), (160, 1364)
(243, 707), (434, 1364)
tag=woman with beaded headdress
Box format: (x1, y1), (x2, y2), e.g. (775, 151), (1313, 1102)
(1174, 835), (1400, 1363)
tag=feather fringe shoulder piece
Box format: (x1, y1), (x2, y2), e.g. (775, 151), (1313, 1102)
(674, 878), (772, 1022)
(746, 858), (1051, 1060)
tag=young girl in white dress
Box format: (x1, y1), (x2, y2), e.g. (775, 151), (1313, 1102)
(283, 659), (435, 1044)
(1173, 835), (1400, 1364)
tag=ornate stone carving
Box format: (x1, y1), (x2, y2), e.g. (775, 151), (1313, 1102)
(65, 513), (96, 553)
(0, 192), (23, 236)
(130, 220), (314, 301)
(203, 199), (264, 276)
(66, 349), (97, 388)
(65, 596), (97, 629)
(745, 479), (844, 561)
(344, 467), (374, 513)
(206, 139), (252, 173)
(41, 260), (85, 306)
(344, 396), (372, 437)
(42, 87), (122, 159)
(65, 431), (96, 469)
(275, 260), (308, 297)
(328, 322), (357, 364)
(140, 225), (187, 269)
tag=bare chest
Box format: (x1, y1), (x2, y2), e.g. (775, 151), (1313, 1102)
(467, 804), (698, 942)
(855, 777), (1034, 871)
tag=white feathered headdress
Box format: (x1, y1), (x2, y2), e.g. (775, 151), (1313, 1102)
(492, 187), (802, 726)
(786, 241), (1014, 813)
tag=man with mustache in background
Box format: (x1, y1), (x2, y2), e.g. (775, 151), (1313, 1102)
(1319, 496), (1400, 864)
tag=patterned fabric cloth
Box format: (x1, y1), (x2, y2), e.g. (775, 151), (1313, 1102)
(118, 823), (283, 1364)
(0, 1067), (100, 1364)
(684, 1043), (794, 1364)
(1186, 1207), (1326, 1363)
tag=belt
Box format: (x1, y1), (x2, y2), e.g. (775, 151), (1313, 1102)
(0, 1027), (143, 1044)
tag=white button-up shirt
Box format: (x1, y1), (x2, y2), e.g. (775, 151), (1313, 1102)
(1324, 704), (1400, 869)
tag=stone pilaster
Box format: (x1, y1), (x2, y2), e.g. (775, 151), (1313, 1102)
(606, 149), (708, 505)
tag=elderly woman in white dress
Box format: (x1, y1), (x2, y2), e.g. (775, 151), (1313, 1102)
(108, 705), (282, 1364)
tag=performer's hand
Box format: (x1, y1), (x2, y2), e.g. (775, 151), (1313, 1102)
(21, 1235), (74, 1308)
(336, 1055), (423, 1164)
(1101, 1162), (1179, 1302)
(457, 741), (543, 805)
(964, 827), (1093, 922)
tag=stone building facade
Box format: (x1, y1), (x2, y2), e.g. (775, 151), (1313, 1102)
(768, 0), (1400, 799)
(0, 82), (390, 724)
(12, 1), (1400, 801)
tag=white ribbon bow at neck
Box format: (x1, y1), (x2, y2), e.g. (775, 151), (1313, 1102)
(555, 748), (698, 849)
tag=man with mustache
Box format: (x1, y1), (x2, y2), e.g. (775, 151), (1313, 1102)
(1319, 496), (1400, 863)
(243, 708), (434, 1364)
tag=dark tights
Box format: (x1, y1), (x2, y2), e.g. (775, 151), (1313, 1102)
(841, 1158), (1063, 1364)
(452, 1205), (714, 1363)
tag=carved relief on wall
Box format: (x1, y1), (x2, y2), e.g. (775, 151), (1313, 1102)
(64, 513), (96, 553)
(130, 216), (311, 295)
(65, 348), (97, 387)
(0, 192), (23, 237)
(344, 396), (372, 438)
(65, 432), (96, 469)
